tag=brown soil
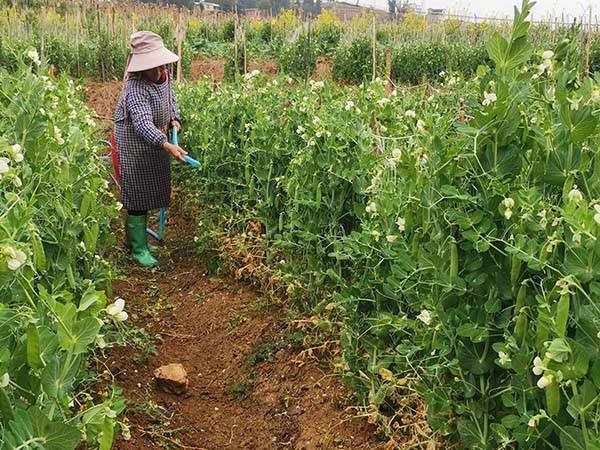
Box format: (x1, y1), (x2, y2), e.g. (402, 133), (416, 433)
(83, 80), (123, 137)
(313, 58), (333, 81)
(85, 82), (385, 449)
(189, 57), (279, 82)
(189, 57), (226, 81)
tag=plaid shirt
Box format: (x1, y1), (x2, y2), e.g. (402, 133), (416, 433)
(114, 75), (180, 211)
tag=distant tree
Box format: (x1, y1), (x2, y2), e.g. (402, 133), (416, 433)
(388, 0), (396, 20)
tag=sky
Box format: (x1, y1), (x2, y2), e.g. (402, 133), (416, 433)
(357, 0), (600, 21)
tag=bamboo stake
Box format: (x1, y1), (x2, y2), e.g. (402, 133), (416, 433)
(371, 15), (377, 81)
(385, 44), (392, 93)
(176, 11), (184, 82)
(243, 28), (248, 74)
(585, 6), (593, 76)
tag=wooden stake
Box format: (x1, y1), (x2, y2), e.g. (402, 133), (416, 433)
(176, 12), (184, 82)
(585, 6), (593, 76)
(371, 15), (377, 81)
(385, 44), (392, 93)
(243, 29), (248, 74)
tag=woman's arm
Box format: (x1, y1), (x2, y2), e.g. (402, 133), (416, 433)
(126, 81), (168, 149)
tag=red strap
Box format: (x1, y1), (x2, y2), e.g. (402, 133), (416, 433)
(110, 133), (120, 182)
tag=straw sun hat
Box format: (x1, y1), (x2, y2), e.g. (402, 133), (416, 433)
(126, 31), (179, 73)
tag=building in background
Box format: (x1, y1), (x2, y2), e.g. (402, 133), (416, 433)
(321, 1), (387, 21)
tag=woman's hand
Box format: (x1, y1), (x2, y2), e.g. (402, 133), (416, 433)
(170, 120), (182, 132)
(162, 141), (187, 163)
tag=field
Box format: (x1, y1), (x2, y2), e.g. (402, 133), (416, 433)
(2, 0), (600, 448)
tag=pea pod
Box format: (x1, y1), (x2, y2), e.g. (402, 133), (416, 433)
(513, 284), (528, 345)
(510, 255), (521, 291)
(450, 239), (458, 278)
(315, 182), (322, 210)
(545, 381), (560, 416)
(555, 293), (570, 338)
(26, 323), (41, 370)
(79, 191), (93, 219)
(66, 265), (76, 290)
(83, 221), (99, 254)
(536, 321), (549, 351)
(30, 232), (46, 270)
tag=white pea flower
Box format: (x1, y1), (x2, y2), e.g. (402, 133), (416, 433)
(114, 311), (128, 322)
(528, 418), (537, 427)
(498, 351), (511, 365)
(365, 202), (378, 214)
(502, 197), (515, 209)
(12, 176), (22, 188)
(296, 125), (305, 134)
(386, 235), (397, 243)
(417, 154), (428, 166)
(26, 49), (41, 65)
(405, 110), (416, 118)
(482, 91), (497, 106)
(312, 116), (321, 126)
(417, 310), (432, 326)
(377, 97), (390, 107)
(592, 88), (600, 103)
(542, 50), (554, 60)
(537, 375), (552, 389)
(504, 209), (513, 220)
(3, 246), (27, 271)
(396, 217), (406, 232)
(371, 230), (381, 241)
(0, 373), (9, 388)
(10, 144), (23, 162)
(568, 97), (581, 111)
(532, 356), (545, 376)
(107, 298), (126, 317)
(594, 205), (600, 225)
(416, 120), (425, 131)
(427, 95), (434, 102)
(344, 100), (354, 111)
(0, 157), (9, 175)
(392, 148), (402, 159)
(116, 201), (123, 211)
(573, 231), (582, 244)
(567, 187), (583, 203)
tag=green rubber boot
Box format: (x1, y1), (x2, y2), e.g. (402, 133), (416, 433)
(125, 215), (158, 267)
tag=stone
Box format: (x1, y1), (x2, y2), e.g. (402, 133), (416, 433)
(154, 363), (189, 395)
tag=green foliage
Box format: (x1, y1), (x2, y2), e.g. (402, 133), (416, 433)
(176, 1), (600, 446)
(279, 33), (317, 79)
(0, 61), (124, 448)
(332, 36), (383, 84)
(313, 24), (341, 56)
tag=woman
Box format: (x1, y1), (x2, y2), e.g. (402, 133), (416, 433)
(114, 31), (187, 267)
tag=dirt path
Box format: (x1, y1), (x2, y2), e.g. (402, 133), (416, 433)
(86, 83), (383, 449)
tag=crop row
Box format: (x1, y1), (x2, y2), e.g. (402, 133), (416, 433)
(175, 2), (600, 447)
(0, 57), (125, 447)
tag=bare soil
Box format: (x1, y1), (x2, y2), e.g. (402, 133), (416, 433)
(86, 82), (385, 449)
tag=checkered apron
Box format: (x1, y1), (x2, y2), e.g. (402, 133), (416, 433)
(114, 74), (179, 211)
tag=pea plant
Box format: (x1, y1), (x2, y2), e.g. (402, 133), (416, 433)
(0, 57), (126, 449)
(333, 1), (600, 448)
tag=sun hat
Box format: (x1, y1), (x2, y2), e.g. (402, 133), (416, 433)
(125, 31), (179, 73)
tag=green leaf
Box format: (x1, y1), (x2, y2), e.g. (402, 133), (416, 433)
(571, 114), (597, 143)
(486, 32), (508, 67)
(560, 426), (586, 450)
(4, 407), (81, 450)
(458, 419), (486, 449)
